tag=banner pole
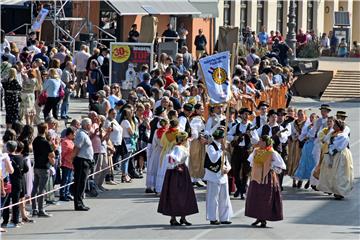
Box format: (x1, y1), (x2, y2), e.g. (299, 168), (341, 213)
(221, 43), (237, 172)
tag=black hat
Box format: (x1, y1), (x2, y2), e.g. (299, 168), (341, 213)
(239, 107), (252, 115)
(213, 127), (225, 139)
(319, 104), (331, 112)
(276, 108), (286, 116)
(336, 111), (347, 118)
(183, 103), (194, 112)
(263, 67), (274, 75)
(155, 106), (166, 115)
(267, 109), (277, 117)
(257, 101), (269, 109)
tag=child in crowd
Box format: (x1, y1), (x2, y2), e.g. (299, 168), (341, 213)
(59, 128), (75, 201)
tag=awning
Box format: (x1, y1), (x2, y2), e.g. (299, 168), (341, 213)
(189, 0), (219, 18)
(106, 0), (201, 16)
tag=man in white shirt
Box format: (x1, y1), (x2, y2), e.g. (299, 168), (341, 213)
(253, 101), (269, 129)
(28, 40), (41, 54)
(205, 103), (226, 136)
(246, 48), (260, 67)
(0, 30), (10, 55)
(73, 45), (90, 98)
(204, 127), (233, 225)
(227, 108), (259, 199)
(178, 103), (194, 135)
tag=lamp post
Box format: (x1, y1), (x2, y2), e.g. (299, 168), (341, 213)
(286, 0), (297, 60)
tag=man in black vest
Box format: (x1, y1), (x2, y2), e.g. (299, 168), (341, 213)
(276, 108), (293, 191)
(227, 108), (259, 199)
(178, 103), (194, 136)
(253, 101), (269, 129)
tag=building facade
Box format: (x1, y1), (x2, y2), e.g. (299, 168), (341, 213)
(215, 0), (359, 43)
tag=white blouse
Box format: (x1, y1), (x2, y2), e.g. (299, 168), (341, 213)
(329, 132), (350, 155)
(167, 145), (189, 169)
(248, 149), (286, 171)
(190, 115), (205, 139)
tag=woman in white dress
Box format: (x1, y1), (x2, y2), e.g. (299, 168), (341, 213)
(318, 119), (354, 200)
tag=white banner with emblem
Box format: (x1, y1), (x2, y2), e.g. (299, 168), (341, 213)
(199, 51), (231, 104)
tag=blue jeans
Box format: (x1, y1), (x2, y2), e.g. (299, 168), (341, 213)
(60, 167), (73, 198)
(60, 99), (69, 117)
(121, 152), (132, 175)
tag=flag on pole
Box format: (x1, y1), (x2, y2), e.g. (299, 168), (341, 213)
(199, 51), (231, 104)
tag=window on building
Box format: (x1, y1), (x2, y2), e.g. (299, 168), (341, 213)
(276, 0), (284, 32)
(240, 0), (248, 32)
(257, 0), (265, 33)
(307, 0), (314, 31)
(223, 1), (231, 26)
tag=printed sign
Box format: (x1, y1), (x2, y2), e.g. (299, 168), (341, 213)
(110, 42), (153, 90)
(199, 51), (231, 104)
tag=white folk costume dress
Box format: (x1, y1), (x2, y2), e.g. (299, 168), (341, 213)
(203, 140), (233, 222)
(145, 127), (166, 190)
(245, 147), (286, 221)
(318, 132), (354, 197)
(155, 128), (179, 193)
(157, 145), (199, 216)
(227, 121), (259, 195)
(189, 114), (206, 179)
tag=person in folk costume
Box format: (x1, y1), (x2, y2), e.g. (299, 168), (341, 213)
(222, 107), (239, 194)
(275, 108), (293, 191)
(245, 135), (286, 228)
(309, 104), (331, 187)
(252, 101), (269, 129)
(178, 103), (194, 136)
(256, 109), (288, 157)
(335, 111), (350, 137)
(311, 117), (334, 190)
(294, 113), (318, 189)
(189, 103), (207, 187)
(158, 131), (199, 226)
(205, 103), (226, 136)
(155, 119), (180, 194)
(318, 119), (354, 200)
(227, 108), (259, 199)
(145, 118), (169, 194)
(204, 127), (233, 225)
(288, 109), (307, 187)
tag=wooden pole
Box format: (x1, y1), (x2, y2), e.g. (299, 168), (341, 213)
(221, 43), (237, 172)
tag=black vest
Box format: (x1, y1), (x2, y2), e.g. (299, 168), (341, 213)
(255, 116), (262, 129)
(261, 124), (282, 152)
(204, 142), (222, 173)
(235, 122), (252, 149)
(179, 112), (192, 136)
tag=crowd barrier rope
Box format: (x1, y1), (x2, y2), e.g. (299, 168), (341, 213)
(0, 147), (148, 211)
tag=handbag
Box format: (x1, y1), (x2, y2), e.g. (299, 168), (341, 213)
(38, 90), (48, 106)
(58, 85), (65, 99)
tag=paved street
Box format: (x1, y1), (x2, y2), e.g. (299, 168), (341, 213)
(1, 97), (360, 240)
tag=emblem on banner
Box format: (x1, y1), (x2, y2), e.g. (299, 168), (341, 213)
(209, 67), (227, 85)
(112, 45), (131, 63)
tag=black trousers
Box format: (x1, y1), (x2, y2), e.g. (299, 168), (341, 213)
(43, 97), (60, 120)
(231, 146), (251, 194)
(73, 157), (91, 208)
(2, 188), (21, 224)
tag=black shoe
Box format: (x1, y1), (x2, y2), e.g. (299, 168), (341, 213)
(170, 219), (181, 226)
(66, 116), (72, 119)
(292, 181), (297, 188)
(280, 186), (284, 191)
(38, 211), (52, 217)
(221, 221), (232, 224)
(180, 219), (192, 226)
(130, 172), (143, 179)
(311, 185), (319, 191)
(145, 188), (154, 194)
(1, 222), (8, 228)
(195, 182), (205, 188)
(251, 219), (261, 226)
(240, 193), (245, 200)
(59, 197), (70, 202)
(260, 221), (267, 228)
(234, 190), (240, 198)
(32, 209), (39, 216)
(210, 220), (221, 225)
(75, 206), (90, 211)
(334, 194), (344, 200)
(304, 181), (310, 189)
(297, 181), (303, 189)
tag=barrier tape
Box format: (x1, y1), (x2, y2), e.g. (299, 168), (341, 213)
(0, 147), (147, 211)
